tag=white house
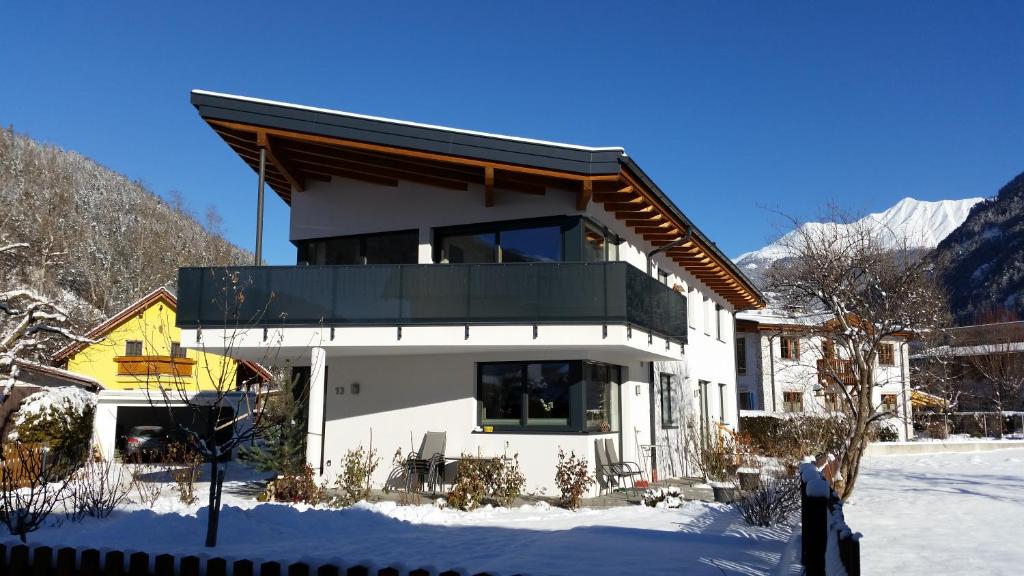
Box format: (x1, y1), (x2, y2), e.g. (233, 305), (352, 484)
(735, 309), (914, 440)
(176, 90), (766, 494)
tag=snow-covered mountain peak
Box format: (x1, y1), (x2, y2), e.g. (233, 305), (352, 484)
(733, 196), (984, 269)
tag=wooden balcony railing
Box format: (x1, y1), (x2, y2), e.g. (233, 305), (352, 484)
(817, 357), (856, 387)
(114, 355), (195, 377)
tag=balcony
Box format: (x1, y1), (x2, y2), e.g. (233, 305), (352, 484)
(114, 355), (195, 378)
(176, 262), (687, 344)
(817, 358), (856, 387)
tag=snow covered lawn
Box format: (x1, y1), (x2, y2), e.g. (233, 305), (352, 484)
(4, 466), (793, 576)
(846, 447), (1024, 576)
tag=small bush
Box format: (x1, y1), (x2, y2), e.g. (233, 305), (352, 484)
(737, 475), (801, 527)
(876, 425), (899, 443)
(266, 465), (324, 504)
(167, 443), (203, 505)
(739, 414), (849, 468)
(446, 456), (488, 511)
(485, 453), (525, 508)
(642, 486), (683, 509)
(67, 456), (133, 522)
(554, 449), (594, 511)
(12, 389), (95, 468)
(686, 421), (734, 482)
(330, 445), (380, 507)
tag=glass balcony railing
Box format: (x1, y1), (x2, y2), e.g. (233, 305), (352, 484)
(176, 262), (688, 344)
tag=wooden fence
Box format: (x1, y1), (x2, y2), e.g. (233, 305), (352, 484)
(0, 543), (502, 576)
(799, 462), (861, 576)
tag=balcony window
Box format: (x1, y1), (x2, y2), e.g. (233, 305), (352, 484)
(477, 360), (620, 432)
(435, 216), (620, 264)
(299, 230), (418, 265)
(501, 226), (561, 263)
(583, 221), (617, 262)
(441, 232), (497, 263)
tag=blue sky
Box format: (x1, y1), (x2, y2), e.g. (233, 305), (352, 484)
(2, 1), (1021, 264)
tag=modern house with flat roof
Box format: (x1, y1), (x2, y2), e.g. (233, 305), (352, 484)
(176, 90), (765, 494)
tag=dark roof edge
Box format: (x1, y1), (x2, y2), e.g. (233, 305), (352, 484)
(190, 90), (623, 176)
(620, 156), (766, 307)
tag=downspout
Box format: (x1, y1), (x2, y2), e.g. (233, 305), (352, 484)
(646, 230), (691, 275)
(900, 341), (910, 440)
(648, 361), (657, 480)
(768, 333), (778, 412)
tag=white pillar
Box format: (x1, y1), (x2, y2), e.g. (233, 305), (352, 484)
(306, 347), (327, 473)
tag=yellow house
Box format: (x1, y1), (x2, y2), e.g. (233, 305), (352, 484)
(54, 287), (267, 392)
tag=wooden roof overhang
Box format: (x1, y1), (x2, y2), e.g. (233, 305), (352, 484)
(191, 90), (766, 310)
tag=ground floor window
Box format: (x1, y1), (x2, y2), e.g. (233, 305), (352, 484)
(783, 391), (803, 412)
(738, 391), (754, 410)
(477, 360), (620, 432)
(881, 393), (899, 415)
(659, 373), (677, 428)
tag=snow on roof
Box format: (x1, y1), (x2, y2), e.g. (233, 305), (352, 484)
(736, 308), (832, 327)
(191, 90), (625, 153)
(15, 360), (103, 390)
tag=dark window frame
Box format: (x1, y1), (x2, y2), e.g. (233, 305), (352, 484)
(476, 359), (621, 433)
(659, 373), (677, 429)
(296, 229), (419, 266)
(735, 337), (747, 374)
(434, 215), (621, 264)
(170, 342), (187, 358)
(718, 382), (727, 423)
(780, 337), (800, 360)
(124, 340), (143, 356)
(738, 391), (754, 410)
(878, 343), (896, 366)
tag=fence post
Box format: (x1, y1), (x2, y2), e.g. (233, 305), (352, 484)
(104, 550), (125, 576)
(57, 547), (77, 576)
(800, 463), (828, 576)
(154, 554), (176, 576)
(233, 559), (255, 576)
(208, 557), (228, 576)
(839, 530), (862, 576)
(81, 549), (102, 576)
(32, 545), (53, 576)
(128, 552), (149, 576)
(288, 563), (311, 576)
(0, 543), (6, 576)
(346, 567), (369, 576)
(259, 561), (282, 576)
(316, 565), (340, 576)
(180, 556), (201, 576)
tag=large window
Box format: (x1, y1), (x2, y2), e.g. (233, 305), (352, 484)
(583, 221), (618, 262)
(659, 373), (677, 428)
(878, 344), (896, 366)
(738, 391), (754, 410)
(298, 230), (418, 265)
(436, 216), (620, 264)
(477, 360), (620, 432)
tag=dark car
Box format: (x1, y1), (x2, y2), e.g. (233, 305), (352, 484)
(122, 425), (168, 461)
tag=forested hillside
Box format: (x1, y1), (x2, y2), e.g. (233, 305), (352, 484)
(0, 126), (249, 328)
(933, 170), (1024, 324)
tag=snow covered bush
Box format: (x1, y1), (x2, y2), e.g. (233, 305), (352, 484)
(554, 448), (594, 510)
(330, 444), (380, 507)
(642, 486), (684, 509)
(11, 387), (96, 465)
(875, 424), (899, 443)
(446, 455), (488, 511)
(736, 475), (801, 527)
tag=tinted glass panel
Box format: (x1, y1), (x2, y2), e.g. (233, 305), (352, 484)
(526, 362), (573, 427)
(443, 233), (496, 263)
(585, 363), (619, 432)
(324, 237), (362, 265)
(500, 226), (561, 263)
(479, 363), (523, 425)
(364, 231), (418, 264)
(583, 223), (608, 262)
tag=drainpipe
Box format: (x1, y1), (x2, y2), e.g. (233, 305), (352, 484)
(900, 341), (910, 440)
(255, 147), (266, 266)
(768, 333), (778, 412)
(648, 361), (657, 480)
(646, 230), (691, 275)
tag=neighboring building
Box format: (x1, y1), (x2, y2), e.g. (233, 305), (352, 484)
(912, 320), (1024, 413)
(0, 360), (102, 439)
(53, 287), (269, 458)
(735, 309), (913, 440)
(176, 91), (765, 494)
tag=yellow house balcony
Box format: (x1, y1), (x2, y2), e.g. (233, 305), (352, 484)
(113, 355), (196, 378)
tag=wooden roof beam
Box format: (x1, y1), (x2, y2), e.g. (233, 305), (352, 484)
(577, 179), (592, 210)
(258, 132), (304, 193)
(485, 167), (495, 207)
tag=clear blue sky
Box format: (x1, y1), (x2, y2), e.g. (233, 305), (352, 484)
(2, 1), (1021, 264)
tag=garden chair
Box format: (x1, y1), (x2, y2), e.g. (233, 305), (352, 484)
(405, 431), (446, 494)
(599, 438), (643, 499)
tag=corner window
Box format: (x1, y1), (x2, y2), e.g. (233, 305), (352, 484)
(735, 337), (747, 374)
(659, 373), (677, 428)
(780, 337), (800, 360)
(125, 340), (143, 356)
(783, 391), (803, 412)
(477, 360), (620, 432)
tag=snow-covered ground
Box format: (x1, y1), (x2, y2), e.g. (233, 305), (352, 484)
(846, 447), (1024, 576)
(5, 464), (793, 576)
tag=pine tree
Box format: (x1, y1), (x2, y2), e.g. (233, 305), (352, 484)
(239, 368), (308, 473)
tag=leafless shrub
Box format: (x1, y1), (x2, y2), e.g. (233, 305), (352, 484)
(0, 443), (73, 542)
(66, 455), (132, 522)
(737, 475), (801, 527)
(329, 443), (380, 507)
(167, 443), (203, 505)
(129, 461), (164, 508)
(446, 455), (488, 511)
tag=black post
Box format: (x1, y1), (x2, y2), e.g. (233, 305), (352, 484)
(256, 146), (266, 266)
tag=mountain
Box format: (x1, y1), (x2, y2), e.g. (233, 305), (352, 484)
(0, 126), (249, 327)
(733, 197), (984, 284)
(932, 171), (1024, 324)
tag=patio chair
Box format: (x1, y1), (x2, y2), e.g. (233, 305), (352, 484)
(599, 438), (644, 498)
(405, 431), (446, 494)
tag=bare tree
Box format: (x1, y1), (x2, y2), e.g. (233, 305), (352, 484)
(764, 207), (949, 498)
